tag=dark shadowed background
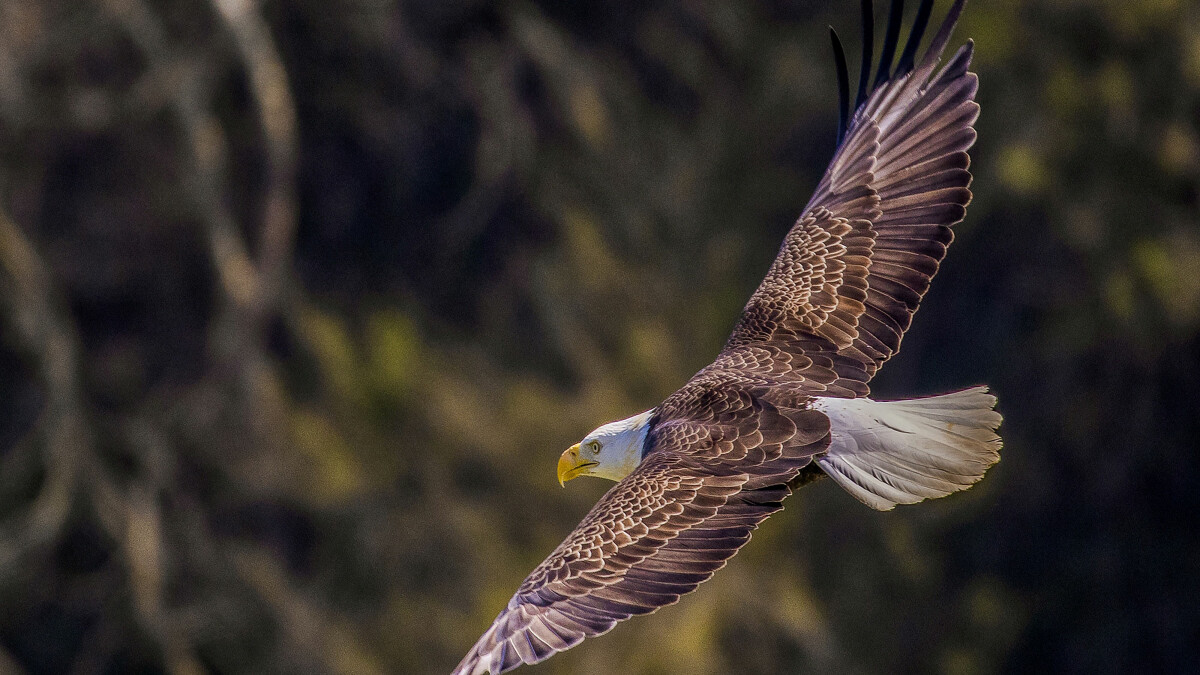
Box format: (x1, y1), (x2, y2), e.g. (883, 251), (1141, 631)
(1, 0), (1198, 673)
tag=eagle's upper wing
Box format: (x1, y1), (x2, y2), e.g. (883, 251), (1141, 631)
(719, 0), (978, 397)
(451, 386), (830, 675)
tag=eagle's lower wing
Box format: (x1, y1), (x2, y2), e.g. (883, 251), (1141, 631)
(451, 390), (830, 675)
(722, 0), (978, 397)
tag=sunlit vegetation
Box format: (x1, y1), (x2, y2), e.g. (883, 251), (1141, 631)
(0, 0), (1197, 673)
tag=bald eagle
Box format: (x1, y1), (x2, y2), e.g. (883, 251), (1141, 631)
(454, 1), (999, 672)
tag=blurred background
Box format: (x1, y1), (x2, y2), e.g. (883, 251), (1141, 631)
(1, 0), (1198, 673)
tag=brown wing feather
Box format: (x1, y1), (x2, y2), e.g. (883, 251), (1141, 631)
(719, 0), (978, 397)
(452, 387), (830, 675)
(830, 43), (978, 388)
(730, 207), (875, 352)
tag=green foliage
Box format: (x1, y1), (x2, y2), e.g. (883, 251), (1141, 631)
(0, 0), (1197, 673)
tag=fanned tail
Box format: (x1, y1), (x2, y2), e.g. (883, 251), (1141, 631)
(813, 386), (1002, 511)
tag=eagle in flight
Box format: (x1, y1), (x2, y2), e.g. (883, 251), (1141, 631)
(454, 1), (1000, 672)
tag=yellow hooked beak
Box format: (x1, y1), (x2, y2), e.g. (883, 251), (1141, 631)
(557, 443), (597, 487)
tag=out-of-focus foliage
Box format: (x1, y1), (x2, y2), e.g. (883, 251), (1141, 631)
(0, 0), (1197, 673)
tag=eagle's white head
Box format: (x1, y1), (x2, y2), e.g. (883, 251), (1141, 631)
(558, 409), (655, 485)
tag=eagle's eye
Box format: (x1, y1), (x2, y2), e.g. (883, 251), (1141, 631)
(587, 441), (601, 454)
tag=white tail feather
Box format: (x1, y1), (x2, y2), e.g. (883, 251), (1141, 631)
(813, 386), (1002, 511)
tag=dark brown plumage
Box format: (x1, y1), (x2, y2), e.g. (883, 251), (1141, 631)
(453, 2), (991, 673)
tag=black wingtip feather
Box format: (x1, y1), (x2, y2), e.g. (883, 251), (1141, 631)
(873, 0), (904, 88)
(833, 0), (970, 150)
(923, 0), (969, 70)
(854, 0), (874, 111)
(829, 27), (850, 144)
(895, 0), (934, 76)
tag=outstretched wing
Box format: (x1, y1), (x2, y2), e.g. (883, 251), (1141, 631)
(720, 0), (978, 397)
(452, 387), (830, 675)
